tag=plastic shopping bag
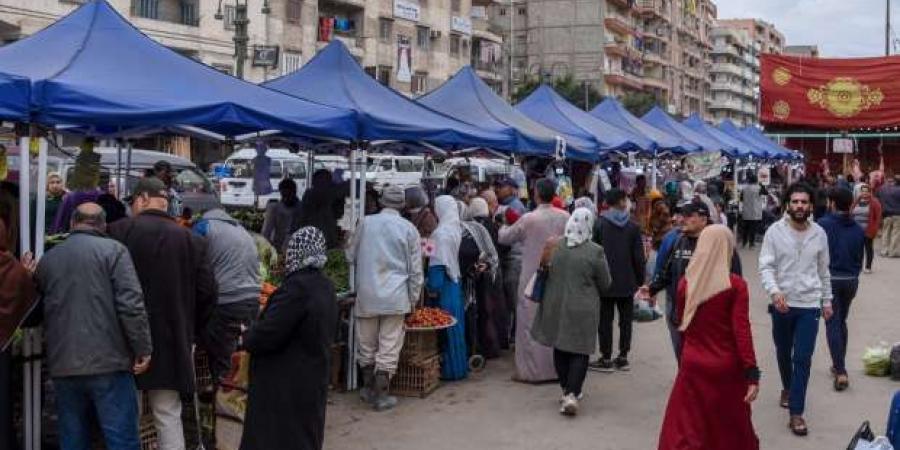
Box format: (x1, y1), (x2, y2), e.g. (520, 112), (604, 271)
(633, 293), (662, 323)
(864, 343), (892, 377)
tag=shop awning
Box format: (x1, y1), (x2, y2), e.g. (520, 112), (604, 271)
(418, 67), (598, 161)
(591, 99), (698, 154)
(264, 41), (516, 151)
(741, 126), (802, 160)
(718, 120), (774, 158)
(0, 0), (358, 140)
(515, 85), (641, 154)
(0, 73), (29, 122)
(681, 114), (750, 158)
(641, 107), (723, 153)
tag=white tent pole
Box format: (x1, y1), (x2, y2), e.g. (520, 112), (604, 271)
(125, 142), (134, 196)
(35, 138), (48, 259)
(651, 149), (658, 191)
(346, 146), (358, 391)
(115, 141), (123, 200)
(18, 136), (32, 450)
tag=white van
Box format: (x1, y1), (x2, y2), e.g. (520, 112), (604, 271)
(220, 148), (309, 210)
(365, 154), (426, 190)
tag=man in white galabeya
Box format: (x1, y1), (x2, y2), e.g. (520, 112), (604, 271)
(759, 182), (833, 437)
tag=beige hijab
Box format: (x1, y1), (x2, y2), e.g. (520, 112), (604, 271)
(680, 224), (734, 331)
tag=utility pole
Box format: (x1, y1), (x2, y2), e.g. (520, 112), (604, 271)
(216, 0), (271, 79)
(888, 0), (892, 56)
(508, 0), (515, 100)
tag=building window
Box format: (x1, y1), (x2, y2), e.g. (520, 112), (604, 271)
(133, 0), (159, 19)
(364, 66), (377, 79)
(286, 0), (302, 24)
(412, 72), (428, 94)
(517, 7), (526, 15)
(180, 1), (198, 26)
(417, 26), (430, 49)
(450, 34), (460, 56)
(462, 38), (469, 54)
(499, 7), (506, 15)
(451, 0), (460, 13)
(379, 18), (393, 43)
(377, 65), (392, 86)
(282, 51), (302, 75)
(223, 5), (236, 30)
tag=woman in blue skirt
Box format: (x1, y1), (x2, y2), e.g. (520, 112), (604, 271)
(427, 195), (468, 381)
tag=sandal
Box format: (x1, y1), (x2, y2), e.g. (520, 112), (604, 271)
(834, 374), (849, 391)
(789, 416), (808, 436)
(780, 390), (790, 409)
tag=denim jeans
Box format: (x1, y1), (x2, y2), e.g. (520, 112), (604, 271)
(54, 371), (140, 450)
(826, 279), (859, 375)
(770, 306), (820, 416)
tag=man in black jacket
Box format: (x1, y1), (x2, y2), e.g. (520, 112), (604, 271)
(110, 177), (217, 450)
(590, 189), (645, 372)
(638, 198), (742, 360)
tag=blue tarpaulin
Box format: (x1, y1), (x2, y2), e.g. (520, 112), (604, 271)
(0, 73), (29, 122)
(591, 99), (698, 154)
(717, 120), (771, 159)
(418, 67), (598, 160)
(641, 107), (722, 153)
(264, 41), (515, 150)
(515, 85), (640, 154)
(682, 114), (750, 158)
(0, 0), (358, 139)
(741, 126), (800, 160)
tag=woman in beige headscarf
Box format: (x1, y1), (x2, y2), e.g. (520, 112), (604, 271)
(658, 224), (760, 450)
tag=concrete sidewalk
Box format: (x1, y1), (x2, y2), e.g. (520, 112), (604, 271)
(324, 247), (900, 450)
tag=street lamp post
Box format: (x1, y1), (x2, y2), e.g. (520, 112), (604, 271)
(215, 0), (271, 79)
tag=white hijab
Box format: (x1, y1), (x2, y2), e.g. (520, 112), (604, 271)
(565, 207), (595, 248)
(430, 195), (462, 282)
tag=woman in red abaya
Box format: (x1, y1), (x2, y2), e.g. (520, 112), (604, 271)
(658, 224), (760, 450)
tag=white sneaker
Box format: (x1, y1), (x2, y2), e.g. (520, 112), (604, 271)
(864, 268), (873, 274)
(560, 394), (579, 416)
(559, 392), (584, 404)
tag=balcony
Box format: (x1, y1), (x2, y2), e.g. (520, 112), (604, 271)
(711, 44), (739, 58)
(608, 0), (635, 11)
(605, 70), (643, 90)
(709, 99), (746, 112)
(604, 40), (630, 58)
(636, 0), (668, 21)
(642, 51), (669, 66)
(131, 0), (199, 27)
(643, 76), (669, 91)
(711, 62), (744, 78)
(321, 0), (367, 9)
(642, 25), (671, 42)
(604, 14), (634, 35)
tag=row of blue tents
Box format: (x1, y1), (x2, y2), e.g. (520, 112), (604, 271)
(0, 0), (800, 163)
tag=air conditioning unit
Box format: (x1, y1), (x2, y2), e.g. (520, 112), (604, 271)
(430, 30), (442, 39)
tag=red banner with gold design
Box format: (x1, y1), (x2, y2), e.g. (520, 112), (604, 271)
(760, 54), (900, 128)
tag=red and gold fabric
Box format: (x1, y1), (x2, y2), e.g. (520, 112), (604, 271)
(761, 54), (900, 128)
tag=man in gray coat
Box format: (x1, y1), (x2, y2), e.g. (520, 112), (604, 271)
(193, 208), (260, 387)
(36, 203), (152, 449)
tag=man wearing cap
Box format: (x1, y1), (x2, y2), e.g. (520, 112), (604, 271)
(493, 178), (525, 346)
(638, 198), (742, 360)
(109, 177), (217, 450)
(496, 178), (526, 216)
(153, 160), (182, 218)
(348, 185), (424, 411)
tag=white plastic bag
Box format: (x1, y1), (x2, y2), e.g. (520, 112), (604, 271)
(633, 293), (662, 322)
(853, 436), (895, 450)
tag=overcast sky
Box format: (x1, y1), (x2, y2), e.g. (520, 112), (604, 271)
(715, 0), (893, 57)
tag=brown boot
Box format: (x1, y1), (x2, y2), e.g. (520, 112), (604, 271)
(789, 415), (808, 436)
(779, 390), (789, 409)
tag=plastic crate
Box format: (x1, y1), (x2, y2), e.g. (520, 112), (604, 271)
(390, 353), (440, 398)
(400, 330), (439, 364)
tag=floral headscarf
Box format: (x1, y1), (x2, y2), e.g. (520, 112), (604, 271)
(285, 226), (327, 274)
(564, 207), (595, 248)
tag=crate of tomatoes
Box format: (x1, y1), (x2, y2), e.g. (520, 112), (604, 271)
(400, 308), (456, 364)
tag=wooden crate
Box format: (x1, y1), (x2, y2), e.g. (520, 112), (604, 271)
(400, 330), (439, 364)
(390, 353), (441, 398)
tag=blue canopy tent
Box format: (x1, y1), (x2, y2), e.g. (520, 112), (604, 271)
(742, 126), (801, 160)
(717, 120), (772, 159)
(591, 99), (698, 155)
(0, 73), (29, 122)
(515, 85), (641, 156)
(682, 114), (750, 158)
(0, 0), (358, 140)
(641, 107), (723, 153)
(264, 41), (514, 151)
(417, 66), (598, 161)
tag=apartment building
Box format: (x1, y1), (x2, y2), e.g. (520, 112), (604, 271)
(0, 0), (486, 95)
(0, 0), (318, 82)
(708, 26), (756, 125)
(717, 18), (783, 55)
(784, 45), (819, 58)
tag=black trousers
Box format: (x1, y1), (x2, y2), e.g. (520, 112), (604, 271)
(864, 237), (875, 270)
(0, 349), (12, 450)
(599, 296), (633, 359)
(742, 220), (760, 248)
(553, 349), (589, 396)
(199, 298), (259, 384)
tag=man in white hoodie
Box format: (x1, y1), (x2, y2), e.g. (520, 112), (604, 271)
(759, 182), (834, 437)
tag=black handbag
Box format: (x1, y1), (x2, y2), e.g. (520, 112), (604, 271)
(847, 421), (876, 450)
(529, 266), (549, 303)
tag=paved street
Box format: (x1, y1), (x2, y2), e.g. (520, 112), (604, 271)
(324, 246), (900, 450)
